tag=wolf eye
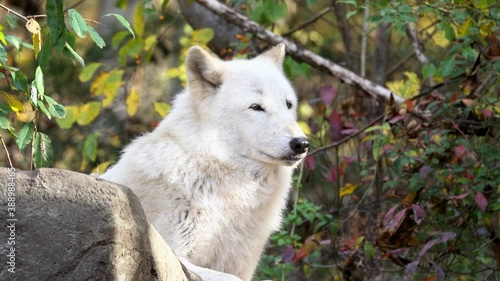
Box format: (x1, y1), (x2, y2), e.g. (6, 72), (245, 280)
(249, 104), (265, 112)
(286, 100), (292, 109)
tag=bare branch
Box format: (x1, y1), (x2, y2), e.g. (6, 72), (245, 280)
(195, 0), (405, 105)
(0, 135), (13, 168)
(282, 6), (332, 37)
(360, 1), (370, 78)
(0, 4), (28, 21)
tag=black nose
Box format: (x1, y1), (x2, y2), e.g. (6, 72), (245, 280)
(289, 137), (309, 154)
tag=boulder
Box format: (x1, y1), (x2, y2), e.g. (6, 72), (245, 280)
(0, 168), (201, 281)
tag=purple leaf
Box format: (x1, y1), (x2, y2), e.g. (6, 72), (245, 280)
(341, 128), (359, 135)
(440, 232), (457, 243)
(403, 260), (420, 281)
(389, 114), (404, 124)
(385, 208), (408, 234)
(281, 246), (295, 264)
(475, 192), (487, 212)
(448, 192), (470, 200)
(419, 239), (440, 257)
(305, 155), (316, 170)
(383, 205), (399, 227)
(329, 111), (344, 142)
(412, 204), (426, 224)
(342, 156), (355, 165)
(419, 165), (433, 181)
(320, 85), (336, 105)
(319, 239), (331, 245)
(432, 261), (445, 281)
(482, 109), (492, 119)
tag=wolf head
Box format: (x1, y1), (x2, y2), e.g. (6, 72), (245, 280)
(182, 44), (308, 167)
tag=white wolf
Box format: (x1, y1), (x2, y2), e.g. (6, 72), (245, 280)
(101, 44), (308, 281)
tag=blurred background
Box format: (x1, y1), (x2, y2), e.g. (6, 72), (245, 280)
(0, 0), (499, 280)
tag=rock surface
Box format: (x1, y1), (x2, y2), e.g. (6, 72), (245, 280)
(0, 168), (200, 281)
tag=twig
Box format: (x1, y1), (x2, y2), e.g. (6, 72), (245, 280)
(360, 0), (370, 78)
(195, 0), (406, 105)
(309, 114), (384, 155)
(282, 6), (332, 37)
(65, 0), (87, 12)
(0, 4), (28, 21)
(406, 22), (436, 87)
(0, 135), (13, 168)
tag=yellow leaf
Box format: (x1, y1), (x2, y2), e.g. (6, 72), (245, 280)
(77, 102), (102, 126)
(154, 102), (171, 117)
(18, 102), (35, 122)
(298, 120), (311, 135)
(92, 161), (113, 175)
(191, 28), (214, 45)
(298, 102), (313, 119)
(126, 87), (140, 116)
(385, 72), (420, 99)
(0, 25), (7, 45)
(102, 70), (124, 107)
(25, 18), (41, 34)
(354, 235), (365, 251)
(339, 183), (358, 198)
(458, 18), (473, 37)
(144, 35), (157, 51)
(33, 32), (42, 59)
(90, 72), (110, 96)
(133, 4), (145, 38)
(4, 93), (24, 115)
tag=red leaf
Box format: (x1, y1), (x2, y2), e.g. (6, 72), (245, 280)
(450, 92), (458, 102)
(454, 145), (467, 159)
(448, 192), (470, 200)
(293, 232), (324, 262)
(451, 121), (466, 137)
(405, 100), (414, 112)
(320, 85), (336, 105)
(327, 168), (337, 183)
(342, 156), (355, 165)
(305, 155), (316, 170)
(475, 192), (487, 212)
(329, 111), (344, 141)
(385, 208), (408, 234)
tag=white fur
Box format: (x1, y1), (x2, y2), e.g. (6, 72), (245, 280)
(101, 44), (307, 281)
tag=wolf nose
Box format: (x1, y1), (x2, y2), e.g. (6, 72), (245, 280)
(289, 137), (309, 154)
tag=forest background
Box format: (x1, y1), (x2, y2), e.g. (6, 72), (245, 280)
(0, 0), (499, 280)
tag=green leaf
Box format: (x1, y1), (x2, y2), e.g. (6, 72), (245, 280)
(0, 45), (7, 67)
(48, 104), (67, 118)
(87, 25), (105, 48)
(68, 9), (88, 38)
(111, 31), (130, 48)
(79, 62), (102, 82)
(44, 96), (58, 105)
(46, 0), (66, 49)
(84, 133), (98, 162)
(161, 0), (170, 10)
(6, 14), (17, 29)
(346, 10), (357, 19)
(64, 42), (85, 67)
(0, 101), (12, 115)
(35, 66), (44, 99)
(0, 116), (10, 129)
(264, 0), (287, 22)
(5, 35), (33, 51)
(11, 71), (28, 92)
(55, 105), (78, 129)
(30, 81), (38, 106)
(422, 63), (436, 80)
(38, 35), (52, 73)
(191, 29), (214, 45)
(118, 38), (143, 66)
(437, 57), (455, 78)
(33, 132), (53, 169)
(306, 0), (318, 8)
(462, 47), (478, 62)
(102, 13), (135, 38)
(17, 122), (35, 152)
(133, 4), (145, 38)
(38, 100), (51, 119)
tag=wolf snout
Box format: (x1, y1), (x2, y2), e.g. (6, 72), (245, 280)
(289, 137), (309, 154)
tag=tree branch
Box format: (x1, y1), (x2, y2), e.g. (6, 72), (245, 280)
(195, 0), (405, 105)
(282, 6), (332, 37)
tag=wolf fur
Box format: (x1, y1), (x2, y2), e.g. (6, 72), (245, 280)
(101, 44), (308, 281)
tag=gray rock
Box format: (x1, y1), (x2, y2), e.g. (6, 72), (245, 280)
(0, 168), (199, 281)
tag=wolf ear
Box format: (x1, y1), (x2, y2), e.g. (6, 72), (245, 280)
(256, 43), (286, 69)
(186, 46), (225, 96)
